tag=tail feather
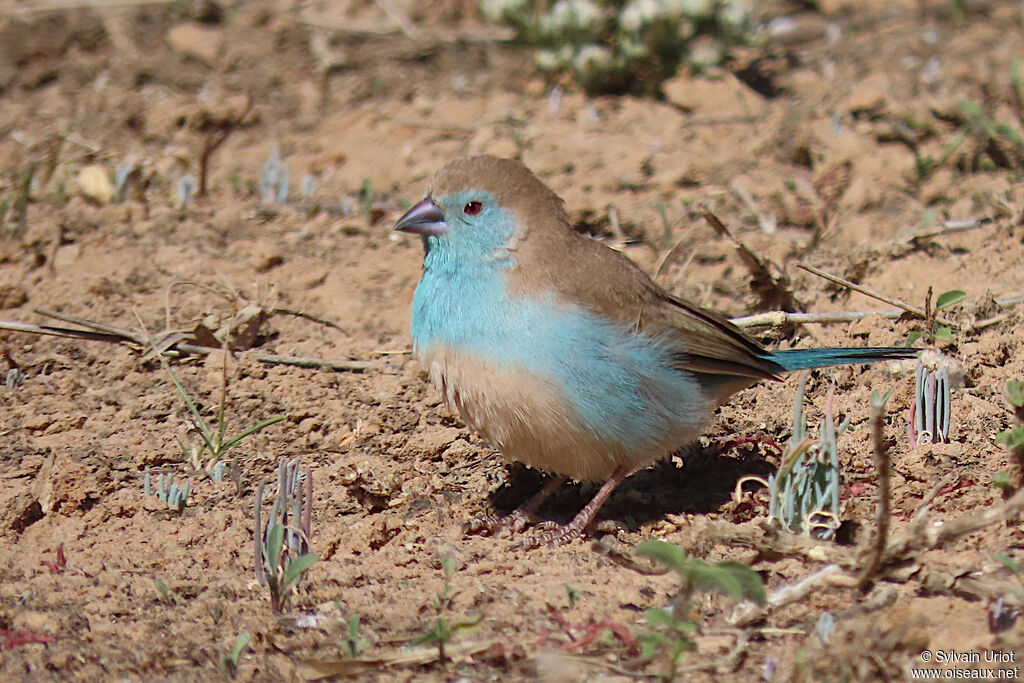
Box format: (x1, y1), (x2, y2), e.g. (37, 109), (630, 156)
(769, 347), (916, 372)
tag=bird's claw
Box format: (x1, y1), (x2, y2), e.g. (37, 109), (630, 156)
(465, 509), (533, 537)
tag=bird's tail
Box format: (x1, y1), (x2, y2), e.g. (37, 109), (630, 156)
(770, 347), (916, 372)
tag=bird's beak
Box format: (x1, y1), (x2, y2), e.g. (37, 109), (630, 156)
(394, 197), (447, 236)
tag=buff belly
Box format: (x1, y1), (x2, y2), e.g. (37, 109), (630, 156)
(418, 345), (708, 482)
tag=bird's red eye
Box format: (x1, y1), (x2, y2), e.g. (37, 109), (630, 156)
(463, 201), (482, 215)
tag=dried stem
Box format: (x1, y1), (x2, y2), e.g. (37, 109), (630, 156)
(197, 96), (254, 198)
(797, 263), (958, 327)
(857, 399), (891, 586)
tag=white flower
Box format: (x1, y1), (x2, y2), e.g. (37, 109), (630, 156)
(619, 0), (661, 32)
(480, 0), (528, 22)
(548, 0), (602, 31)
(573, 43), (613, 74)
(678, 0), (713, 18)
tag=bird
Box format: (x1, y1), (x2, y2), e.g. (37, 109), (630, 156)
(393, 155), (914, 548)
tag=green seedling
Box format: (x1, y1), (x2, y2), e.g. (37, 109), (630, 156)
(143, 472), (189, 512)
(259, 147), (290, 204)
(565, 584), (581, 609)
(772, 375), (845, 539)
(341, 615), (368, 657)
(410, 614), (483, 664)
(158, 349), (283, 476)
(154, 578), (176, 605)
(411, 553), (481, 664)
(735, 374), (852, 539)
(359, 178), (375, 220)
(255, 458), (317, 612)
(222, 631), (251, 674)
(634, 539), (764, 678)
(912, 351), (962, 445)
(957, 99), (1024, 168)
(996, 380), (1024, 492)
(996, 379), (1024, 453)
(905, 288), (964, 347)
(433, 554), (457, 611)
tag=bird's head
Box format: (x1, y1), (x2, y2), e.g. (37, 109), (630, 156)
(393, 155), (566, 265)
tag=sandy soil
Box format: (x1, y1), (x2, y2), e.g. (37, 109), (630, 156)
(1, 0), (1023, 680)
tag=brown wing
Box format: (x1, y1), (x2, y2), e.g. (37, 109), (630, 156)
(509, 219), (783, 381)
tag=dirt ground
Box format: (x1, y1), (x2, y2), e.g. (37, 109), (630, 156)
(1, 0), (1023, 680)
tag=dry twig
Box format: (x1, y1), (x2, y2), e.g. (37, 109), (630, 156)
(797, 263), (958, 327)
(857, 398), (891, 587)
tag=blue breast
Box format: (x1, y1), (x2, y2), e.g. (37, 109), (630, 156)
(411, 243), (706, 449)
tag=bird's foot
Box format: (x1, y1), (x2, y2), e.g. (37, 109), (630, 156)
(714, 431), (783, 456)
(466, 508), (535, 536)
(465, 474), (569, 538)
(512, 518), (625, 551)
(513, 467), (630, 550)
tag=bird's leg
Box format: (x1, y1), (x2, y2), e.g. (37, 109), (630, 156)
(517, 465), (630, 550)
(713, 431), (783, 456)
(467, 474), (568, 536)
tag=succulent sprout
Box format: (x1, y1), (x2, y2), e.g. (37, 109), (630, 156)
(913, 350), (963, 445)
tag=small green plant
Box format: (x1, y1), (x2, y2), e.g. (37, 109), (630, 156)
(996, 380), (1024, 492)
(912, 128), (968, 183)
(259, 147), (290, 204)
(996, 380), (1024, 454)
(410, 554), (482, 663)
(255, 458), (317, 612)
(481, 0), (757, 96)
(957, 99), (1024, 169)
(341, 615), (368, 657)
(565, 584), (582, 608)
(633, 540), (765, 677)
(154, 578), (176, 605)
(158, 349), (283, 476)
(222, 631), (251, 674)
(990, 553), (1024, 633)
(143, 472), (190, 512)
(176, 175), (196, 209)
(912, 350), (962, 445)
(769, 375), (845, 539)
(433, 554), (457, 611)
(904, 288), (965, 347)
(358, 178), (375, 220)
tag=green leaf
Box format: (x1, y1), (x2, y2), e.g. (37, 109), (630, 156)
(220, 416), (285, 454)
(715, 561), (766, 605)
(685, 562), (744, 600)
(934, 290), (966, 311)
(226, 632), (251, 668)
(904, 331), (926, 347)
(449, 612), (484, 635)
(992, 471), (1013, 490)
(996, 426), (1024, 450)
(1006, 380), (1024, 408)
(634, 539), (690, 576)
(281, 553), (318, 590)
(934, 327), (954, 343)
(637, 631), (669, 660)
(410, 618), (449, 647)
(871, 389), (894, 407)
(265, 524), (285, 577)
(440, 554), (456, 580)
(995, 553), (1023, 576)
(565, 584), (581, 608)
(645, 608), (680, 629)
